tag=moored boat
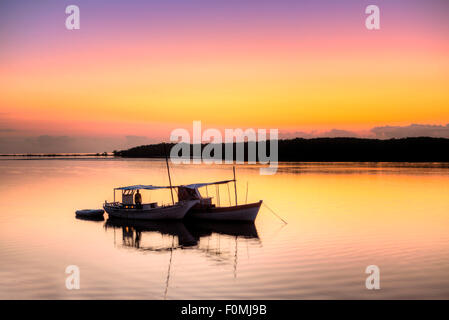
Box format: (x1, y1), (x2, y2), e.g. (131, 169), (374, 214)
(178, 177), (262, 222)
(185, 200), (262, 222)
(103, 185), (198, 220)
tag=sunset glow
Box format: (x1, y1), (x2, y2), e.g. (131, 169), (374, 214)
(0, 0), (448, 152)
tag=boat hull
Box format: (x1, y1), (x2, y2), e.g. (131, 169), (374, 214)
(186, 200), (262, 222)
(103, 200), (198, 220)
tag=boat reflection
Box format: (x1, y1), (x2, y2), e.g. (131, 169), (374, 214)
(104, 218), (260, 298)
(104, 218), (198, 249)
(185, 220), (259, 239)
(104, 218), (260, 251)
(75, 215), (104, 222)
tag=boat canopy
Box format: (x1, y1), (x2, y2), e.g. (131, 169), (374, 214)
(114, 185), (170, 191)
(115, 180), (235, 191)
(180, 180), (234, 190)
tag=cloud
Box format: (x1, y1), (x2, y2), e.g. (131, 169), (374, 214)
(320, 129), (358, 138)
(279, 131), (316, 139)
(124, 135), (156, 147)
(281, 124), (449, 140)
(30, 135), (73, 149)
(279, 129), (360, 139)
(370, 124), (449, 139)
(0, 135), (156, 154)
(0, 113), (17, 134)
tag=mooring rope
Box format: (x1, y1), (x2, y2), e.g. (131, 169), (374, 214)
(263, 202), (288, 224)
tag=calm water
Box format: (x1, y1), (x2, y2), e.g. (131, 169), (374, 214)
(1, 158), (449, 299)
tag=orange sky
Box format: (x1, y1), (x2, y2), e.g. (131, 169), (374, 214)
(0, 0), (448, 152)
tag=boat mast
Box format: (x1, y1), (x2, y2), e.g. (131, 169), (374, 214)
(164, 143), (175, 205)
(233, 166), (237, 205)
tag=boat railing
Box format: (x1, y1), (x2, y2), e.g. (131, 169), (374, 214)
(105, 201), (120, 206)
(105, 201), (162, 209)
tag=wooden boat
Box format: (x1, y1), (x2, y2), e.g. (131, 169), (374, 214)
(185, 198), (262, 222)
(103, 185), (199, 220)
(103, 151), (198, 220)
(178, 168), (262, 222)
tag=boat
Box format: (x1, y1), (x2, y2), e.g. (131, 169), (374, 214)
(103, 185), (199, 220)
(75, 209), (104, 218)
(103, 146), (198, 220)
(178, 168), (262, 222)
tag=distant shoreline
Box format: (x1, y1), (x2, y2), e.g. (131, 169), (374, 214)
(3, 137), (449, 162)
(114, 137), (449, 162)
(0, 153), (111, 157)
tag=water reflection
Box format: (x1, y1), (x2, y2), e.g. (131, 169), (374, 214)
(185, 220), (260, 239)
(184, 220), (261, 275)
(75, 215), (104, 222)
(103, 218), (261, 268)
(5, 159), (449, 298)
(103, 218), (260, 252)
(103, 218), (261, 297)
(104, 219), (198, 248)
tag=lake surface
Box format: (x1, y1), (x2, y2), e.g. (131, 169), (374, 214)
(1, 158), (449, 299)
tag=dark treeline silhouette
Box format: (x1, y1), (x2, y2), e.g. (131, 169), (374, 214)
(113, 137), (449, 162)
(0, 153), (109, 157)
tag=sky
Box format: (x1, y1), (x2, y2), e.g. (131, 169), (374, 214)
(0, 0), (448, 153)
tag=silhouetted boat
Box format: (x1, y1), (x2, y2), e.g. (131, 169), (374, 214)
(178, 168), (262, 222)
(103, 185), (198, 220)
(185, 197), (262, 222)
(103, 147), (199, 220)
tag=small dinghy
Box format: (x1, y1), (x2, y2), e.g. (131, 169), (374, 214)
(75, 209), (104, 218)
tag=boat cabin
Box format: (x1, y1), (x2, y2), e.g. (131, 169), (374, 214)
(110, 185), (169, 209)
(177, 180), (235, 208)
